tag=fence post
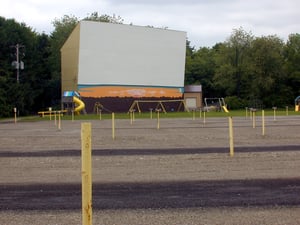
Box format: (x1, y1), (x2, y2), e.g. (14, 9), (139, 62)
(228, 117), (234, 157)
(81, 123), (92, 225)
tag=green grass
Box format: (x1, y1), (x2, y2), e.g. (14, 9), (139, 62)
(13, 107), (300, 122)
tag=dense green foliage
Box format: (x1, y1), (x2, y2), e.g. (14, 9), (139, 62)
(0, 15), (299, 117)
(186, 28), (300, 109)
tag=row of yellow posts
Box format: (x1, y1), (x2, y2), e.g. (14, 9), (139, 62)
(80, 107), (292, 224)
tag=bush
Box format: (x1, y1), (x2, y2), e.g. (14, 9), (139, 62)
(225, 96), (247, 109)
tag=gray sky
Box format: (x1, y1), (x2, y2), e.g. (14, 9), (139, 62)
(1, 0), (299, 48)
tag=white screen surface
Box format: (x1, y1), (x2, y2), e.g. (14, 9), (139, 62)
(78, 21), (186, 87)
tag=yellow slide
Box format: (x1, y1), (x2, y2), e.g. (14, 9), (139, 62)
(222, 105), (229, 113)
(73, 96), (85, 113)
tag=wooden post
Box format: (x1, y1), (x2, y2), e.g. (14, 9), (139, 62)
(272, 107), (277, 121)
(156, 109), (160, 130)
(14, 107), (17, 124)
(112, 112), (115, 140)
(72, 110), (74, 122)
(58, 111), (61, 131)
(130, 110), (133, 125)
(81, 123), (92, 225)
(228, 117), (234, 157)
(49, 107), (52, 121)
(262, 110), (265, 136)
(54, 111), (57, 126)
(252, 110), (256, 128)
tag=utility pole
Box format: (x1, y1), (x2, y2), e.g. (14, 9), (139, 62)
(11, 44), (25, 83)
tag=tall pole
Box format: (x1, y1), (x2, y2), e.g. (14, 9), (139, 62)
(16, 44), (19, 83)
(11, 44), (24, 83)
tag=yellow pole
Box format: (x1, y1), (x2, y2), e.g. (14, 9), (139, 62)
(262, 110), (265, 136)
(14, 107), (17, 124)
(72, 110), (74, 122)
(199, 109), (202, 118)
(58, 111), (61, 131)
(228, 117), (234, 157)
(54, 111), (57, 126)
(273, 107), (277, 121)
(150, 109), (153, 119)
(112, 112), (115, 140)
(157, 110), (160, 130)
(203, 111), (206, 125)
(99, 110), (102, 120)
(133, 110), (135, 122)
(81, 122), (92, 225)
(49, 107), (52, 121)
(252, 111), (256, 128)
(130, 110), (133, 125)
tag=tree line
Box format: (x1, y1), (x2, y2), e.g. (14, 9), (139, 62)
(0, 13), (299, 117)
(186, 28), (300, 109)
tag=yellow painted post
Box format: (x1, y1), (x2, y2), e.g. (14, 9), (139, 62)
(157, 109), (160, 130)
(112, 112), (115, 140)
(199, 109), (202, 118)
(272, 107), (277, 121)
(150, 108), (153, 119)
(133, 110), (135, 122)
(130, 110), (133, 125)
(49, 107), (52, 121)
(228, 117), (234, 157)
(99, 110), (102, 120)
(14, 107), (17, 124)
(203, 111), (206, 125)
(252, 111), (256, 128)
(81, 122), (92, 225)
(58, 111), (61, 131)
(54, 111), (57, 126)
(72, 110), (74, 122)
(262, 110), (265, 136)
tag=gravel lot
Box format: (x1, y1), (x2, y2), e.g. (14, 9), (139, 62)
(1, 115), (300, 225)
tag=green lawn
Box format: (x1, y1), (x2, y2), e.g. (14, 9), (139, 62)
(13, 107), (300, 122)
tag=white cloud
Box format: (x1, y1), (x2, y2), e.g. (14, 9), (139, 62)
(0, 0), (299, 47)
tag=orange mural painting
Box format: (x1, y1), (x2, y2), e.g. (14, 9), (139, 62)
(78, 86), (183, 98)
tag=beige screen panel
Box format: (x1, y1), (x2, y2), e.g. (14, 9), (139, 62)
(78, 21), (186, 87)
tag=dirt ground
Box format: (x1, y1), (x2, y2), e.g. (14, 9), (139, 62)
(1, 115), (300, 225)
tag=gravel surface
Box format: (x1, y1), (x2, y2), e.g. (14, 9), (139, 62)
(1, 115), (300, 224)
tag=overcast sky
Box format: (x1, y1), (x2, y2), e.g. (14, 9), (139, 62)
(1, 0), (299, 48)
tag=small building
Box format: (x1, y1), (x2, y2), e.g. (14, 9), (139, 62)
(184, 85), (202, 110)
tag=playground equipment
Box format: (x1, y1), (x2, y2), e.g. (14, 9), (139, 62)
(128, 99), (189, 113)
(295, 96), (300, 111)
(62, 91), (86, 114)
(73, 96), (85, 113)
(204, 97), (229, 113)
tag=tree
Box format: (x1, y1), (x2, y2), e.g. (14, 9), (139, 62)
(284, 33), (300, 100)
(84, 12), (124, 24)
(249, 35), (286, 106)
(213, 27), (254, 98)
